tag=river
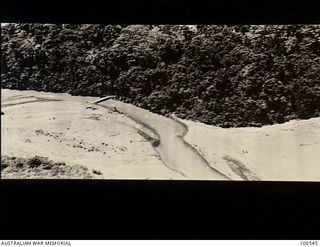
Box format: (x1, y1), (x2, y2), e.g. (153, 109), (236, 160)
(98, 99), (230, 180)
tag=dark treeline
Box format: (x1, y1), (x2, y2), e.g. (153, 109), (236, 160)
(1, 24), (320, 127)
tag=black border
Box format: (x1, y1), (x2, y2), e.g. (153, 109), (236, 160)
(1, 0), (320, 240)
(1, 179), (320, 239)
(1, 0), (320, 24)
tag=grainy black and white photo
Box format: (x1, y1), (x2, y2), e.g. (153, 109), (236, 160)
(1, 23), (320, 180)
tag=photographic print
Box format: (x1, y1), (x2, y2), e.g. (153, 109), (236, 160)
(1, 23), (320, 181)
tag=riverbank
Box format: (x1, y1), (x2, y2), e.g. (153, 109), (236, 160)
(2, 89), (320, 181)
(179, 117), (320, 181)
(1, 89), (184, 180)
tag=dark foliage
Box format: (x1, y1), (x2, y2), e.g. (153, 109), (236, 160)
(1, 24), (320, 127)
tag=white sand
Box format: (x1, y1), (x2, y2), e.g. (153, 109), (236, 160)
(180, 117), (320, 181)
(2, 89), (320, 181)
(1, 89), (185, 179)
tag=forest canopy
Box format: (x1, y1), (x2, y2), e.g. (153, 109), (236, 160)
(1, 24), (320, 127)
